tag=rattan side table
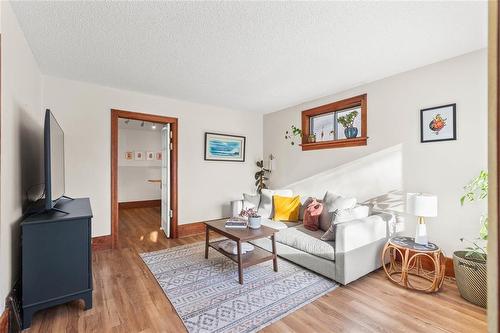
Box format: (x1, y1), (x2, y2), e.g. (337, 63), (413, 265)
(381, 236), (445, 293)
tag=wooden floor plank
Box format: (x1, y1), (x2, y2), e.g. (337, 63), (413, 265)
(24, 207), (487, 333)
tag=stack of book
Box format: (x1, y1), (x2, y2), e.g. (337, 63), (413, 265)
(225, 217), (247, 228)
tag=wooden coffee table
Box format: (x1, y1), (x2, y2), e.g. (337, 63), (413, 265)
(204, 219), (278, 284)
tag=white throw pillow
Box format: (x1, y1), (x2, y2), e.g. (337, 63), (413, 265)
(320, 204), (370, 241)
(335, 204), (370, 223)
(243, 193), (260, 210)
(319, 192), (357, 231)
(258, 189), (293, 218)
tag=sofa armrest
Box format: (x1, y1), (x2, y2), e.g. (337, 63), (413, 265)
(230, 200), (243, 217)
(335, 214), (388, 253)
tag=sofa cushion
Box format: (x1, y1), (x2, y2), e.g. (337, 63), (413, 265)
(319, 191), (339, 231)
(242, 193), (260, 210)
(335, 204), (370, 223)
(258, 189), (293, 218)
(321, 204), (371, 241)
(275, 225), (335, 261)
(273, 195), (301, 221)
(319, 192), (357, 231)
(260, 218), (300, 230)
(299, 196), (315, 220)
(303, 199), (323, 231)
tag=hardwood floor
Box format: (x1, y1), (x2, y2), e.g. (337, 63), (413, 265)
(25, 207), (487, 333)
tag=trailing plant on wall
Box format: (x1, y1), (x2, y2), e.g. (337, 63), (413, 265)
(284, 125), (303, 145)
(255, 160), (270, 193)
(459, 170), (488, 261)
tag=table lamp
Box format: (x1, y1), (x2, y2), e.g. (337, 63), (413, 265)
(406, 193), (438, 245)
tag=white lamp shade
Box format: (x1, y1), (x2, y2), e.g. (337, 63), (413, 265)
(406, 193), (438, 217)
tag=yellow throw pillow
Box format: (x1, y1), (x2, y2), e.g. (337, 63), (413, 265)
(273, 195), (301, 222)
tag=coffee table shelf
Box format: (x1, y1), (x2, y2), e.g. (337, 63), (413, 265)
(204, 219), (278, 284)
(208, 239), (275, 268)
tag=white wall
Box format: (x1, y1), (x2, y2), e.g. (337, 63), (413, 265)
(118, 127), (161, 202)
(263, 49), (487, 255)
(0, 2), (43, 311)
(42, 76), (263, 236)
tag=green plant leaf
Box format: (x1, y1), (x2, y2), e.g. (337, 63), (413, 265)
(459, 170), (489, 245)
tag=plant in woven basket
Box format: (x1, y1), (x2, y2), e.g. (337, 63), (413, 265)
(453, 170), (488, 308)
(255, 160), (270, 193)
(459, 170), (488, 261)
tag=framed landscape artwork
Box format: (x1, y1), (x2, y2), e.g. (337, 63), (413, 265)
(204, 132), (246, 162)
(420, 104), (456, 143)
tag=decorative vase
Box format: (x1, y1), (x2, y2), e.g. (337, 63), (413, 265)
(453, 251), (487, 308)
(344, 127), (358, 138)
(248, 216), (261, 229)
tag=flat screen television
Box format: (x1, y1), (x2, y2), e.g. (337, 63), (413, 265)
(44, 109), (66, 211)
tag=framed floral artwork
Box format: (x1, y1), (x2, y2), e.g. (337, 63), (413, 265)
(420, 104), (456, 143)
(156, 152), (162, 160)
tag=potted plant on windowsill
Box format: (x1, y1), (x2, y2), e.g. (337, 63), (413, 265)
(240, 208), (261, 229)
(453, 170), (488, 308)
(337, 110), (359, 139)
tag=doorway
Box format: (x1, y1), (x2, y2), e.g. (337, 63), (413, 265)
(111, 109), (178, 249)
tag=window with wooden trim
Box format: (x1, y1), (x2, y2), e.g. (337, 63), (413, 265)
(300, 94), (367, 151)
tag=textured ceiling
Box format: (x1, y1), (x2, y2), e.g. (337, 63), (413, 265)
(12, 1), (487, 113)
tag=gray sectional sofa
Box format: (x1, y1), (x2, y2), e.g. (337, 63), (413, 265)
(231, 198), (395, 285)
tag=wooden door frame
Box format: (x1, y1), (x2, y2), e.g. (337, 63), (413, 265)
(111, 109), (178, 248)
(496, 2), (500, 327)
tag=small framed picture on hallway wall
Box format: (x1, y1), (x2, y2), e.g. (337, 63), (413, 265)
(420, 104), (456, 143)
(134, 151), (144, 160)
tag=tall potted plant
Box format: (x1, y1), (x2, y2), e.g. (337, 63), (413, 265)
(255, 160), (270, 193)
(453, 170), (488, 308)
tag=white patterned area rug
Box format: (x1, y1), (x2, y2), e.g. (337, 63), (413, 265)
(140, 242), (338, 333)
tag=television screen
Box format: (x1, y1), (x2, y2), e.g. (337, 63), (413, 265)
(44, 109), (65, 209)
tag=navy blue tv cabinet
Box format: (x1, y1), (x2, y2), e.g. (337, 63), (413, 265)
(20, 198), (93, 329)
